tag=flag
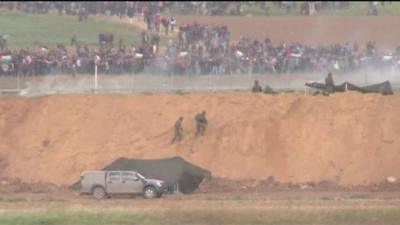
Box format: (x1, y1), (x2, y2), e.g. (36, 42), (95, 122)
(0, 55), (12, 63)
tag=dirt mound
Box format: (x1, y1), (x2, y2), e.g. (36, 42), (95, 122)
(176, 16), (400, 49)
(0, 92), (400, 187)
(196, 177), (400, 194)
(0, 176), (60, 194)
(196, 177), (343, 193)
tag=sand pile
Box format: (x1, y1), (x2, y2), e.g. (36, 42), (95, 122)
(0, 92), (400, 186)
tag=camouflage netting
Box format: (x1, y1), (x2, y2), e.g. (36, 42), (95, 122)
(71, 156), (212, 194)
(305, 80), (393, 95)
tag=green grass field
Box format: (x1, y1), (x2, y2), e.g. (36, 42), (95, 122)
(0, 10), (145, 49)
(2, 2), (400, 49)
(1, 208), (400, 225)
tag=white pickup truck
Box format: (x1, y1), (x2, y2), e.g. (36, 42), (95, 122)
(80, 170), (168, 199)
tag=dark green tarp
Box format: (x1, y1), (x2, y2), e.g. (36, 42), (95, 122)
(305, 80), (393, 95)
(71, 156), (211, 194)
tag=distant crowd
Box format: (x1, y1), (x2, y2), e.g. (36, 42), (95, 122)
(0, 2), (192, 19)
(0, 2), (399, 76)
(163, 32), (399, 76)
(0, 2), (167, 22)
(0, 1), (383, 18)
(1, 31), (400, 77)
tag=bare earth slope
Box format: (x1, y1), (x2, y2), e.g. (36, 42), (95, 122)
(0, 92), (400, 186)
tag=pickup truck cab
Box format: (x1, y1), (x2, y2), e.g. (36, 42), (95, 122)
(80, 170), (167, 199)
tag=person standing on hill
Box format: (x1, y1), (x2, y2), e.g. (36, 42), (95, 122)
(70, 31), (77, 46)
(325, 72), (335, 94)
(151, 33), (160, 54)
(236, 3), (241, 15)
(195, 111), (208, 136)
(252, 80), (263, 93)
(170, 16), (176, 33)
(118, 37), (124, 51)
(171, 116), (184, 144)
(161, 17), (170, 35)
(154, 14), (161, 32)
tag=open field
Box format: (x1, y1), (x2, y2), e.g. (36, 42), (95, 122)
(1, 191), (400, 225)
(2, 208), (400, 225)
(4, 5), (400, 50)
(0, 10), (146, 48)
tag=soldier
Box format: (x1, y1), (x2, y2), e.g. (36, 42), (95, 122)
(195, 111), (208, 136)
(325, 72), (335, 94)
(171, 117), (184, 144)
(252, 80), (263, 93)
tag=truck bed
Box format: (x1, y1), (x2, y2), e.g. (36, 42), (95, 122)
(80, 171), (106, 193)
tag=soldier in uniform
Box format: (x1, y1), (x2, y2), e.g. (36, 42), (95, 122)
(171, 117), (184, 144)
(252, 80), (263, 93)
(325, 72), (335, 95)
(195, 111), (208, 136)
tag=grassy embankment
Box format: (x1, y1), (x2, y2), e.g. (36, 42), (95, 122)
(0, 10), (152, 49)
(0, 207), (400, 225)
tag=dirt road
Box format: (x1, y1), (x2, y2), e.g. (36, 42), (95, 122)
(1, 190), (400, 211)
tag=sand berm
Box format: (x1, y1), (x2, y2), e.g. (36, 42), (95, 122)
(0, 92), (399, 186)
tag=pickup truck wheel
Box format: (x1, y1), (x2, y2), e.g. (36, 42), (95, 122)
(143, 186), (157, 199)
(92, 186), (106, 200)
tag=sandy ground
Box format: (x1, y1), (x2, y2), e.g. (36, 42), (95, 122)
(1, 92), (400, 188)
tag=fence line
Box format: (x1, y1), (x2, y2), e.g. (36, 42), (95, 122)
(4, 85), (400, 97)
(1, 72), (400, 96)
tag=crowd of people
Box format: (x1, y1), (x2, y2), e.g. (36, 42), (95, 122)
(0, 2), (372, 18)
(0, 2), (191, 19)
(0, 43), (150, 76)
(1, 32), (399, 77)
(161, 22), (400, 76)
(0, 2), (399, 77)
